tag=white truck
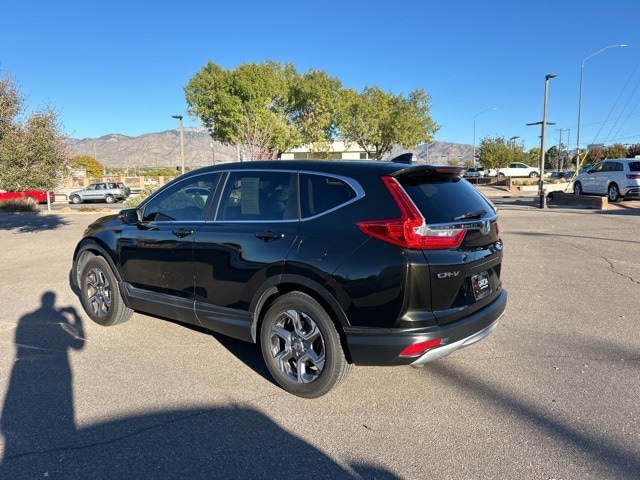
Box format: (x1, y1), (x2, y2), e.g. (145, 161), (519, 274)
(487, 162), (540, 178)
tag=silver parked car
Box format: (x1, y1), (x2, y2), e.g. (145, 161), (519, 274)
(69, 182), (128, 204)
(573, 159), (640, 202)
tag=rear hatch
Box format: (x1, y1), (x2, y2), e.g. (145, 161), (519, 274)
(392, 166), (503, 325)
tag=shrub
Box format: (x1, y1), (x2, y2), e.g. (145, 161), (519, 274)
(123, 186), (158, 208)
(0, 199), (39, 213)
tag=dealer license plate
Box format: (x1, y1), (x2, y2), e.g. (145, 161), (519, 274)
(471, 271), (491, 300)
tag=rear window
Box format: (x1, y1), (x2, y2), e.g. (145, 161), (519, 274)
(398, 176), (494, 224)
(629, 161), (640, 172)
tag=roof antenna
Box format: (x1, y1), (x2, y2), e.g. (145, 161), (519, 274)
(389, 153), (413, 164)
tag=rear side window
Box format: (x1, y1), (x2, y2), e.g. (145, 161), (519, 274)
(217, 171), (295, 221)
(628, 162), (640, 172)
(398, 176), (494, 224)
(299, 173), (357, 218)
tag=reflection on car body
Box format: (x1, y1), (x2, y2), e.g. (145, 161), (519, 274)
(72, 157), (507, 398)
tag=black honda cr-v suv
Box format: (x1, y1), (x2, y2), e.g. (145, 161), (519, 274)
(72, 157), (507, 398)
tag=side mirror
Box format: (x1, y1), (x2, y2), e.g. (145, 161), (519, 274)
(119, 208), (142, 225)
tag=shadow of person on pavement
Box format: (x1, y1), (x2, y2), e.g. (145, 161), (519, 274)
(0, 291), (85, 459)
(0, 292), (400, 479)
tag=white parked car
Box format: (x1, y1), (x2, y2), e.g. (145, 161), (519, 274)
(573, 158), (640, 202)
(488, 162), (540, 178)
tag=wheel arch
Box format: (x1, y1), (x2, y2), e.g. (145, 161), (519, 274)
(72, 239), (122, 290)
(250, 274), (353, 363)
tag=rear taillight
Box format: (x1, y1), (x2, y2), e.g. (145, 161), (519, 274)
(399, 338), (442, 357)
(356, 176), (466, 250)
(626, 174), (640, 179)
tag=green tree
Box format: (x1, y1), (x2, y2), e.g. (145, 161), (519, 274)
(340, 86), (439, 160)
(545, 145), (562, 171)
(289, 69), (344, 149)
(185, 61), (302, 159)
(69, 155), (104, 178)
(184, 60), (439, 161)
(477, 136), (529, 170)
(0, 72), (68, 197)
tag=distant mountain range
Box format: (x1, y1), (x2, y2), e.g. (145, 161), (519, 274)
(67, 127), (474, 168)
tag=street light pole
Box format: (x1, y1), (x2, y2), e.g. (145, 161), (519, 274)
(576, 44), (627, 171)
(172, 115), (185, 174)
(556, 128), (568, 170)
(539, 73), (557, 209)
(473, 107), (497, 166)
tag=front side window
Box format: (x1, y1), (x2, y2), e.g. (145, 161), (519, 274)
(142, 174), (218, 222)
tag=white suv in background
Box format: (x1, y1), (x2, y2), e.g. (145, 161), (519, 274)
(573, 158), (640, 202)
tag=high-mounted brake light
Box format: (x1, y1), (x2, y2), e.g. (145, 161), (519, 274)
(357, 176), (466, 250)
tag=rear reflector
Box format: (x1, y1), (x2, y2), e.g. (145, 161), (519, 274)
(400, 338), (442, 357)
(357, 176), (466, 250)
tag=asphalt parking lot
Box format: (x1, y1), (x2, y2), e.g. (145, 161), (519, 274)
(0, 199), (639, 479)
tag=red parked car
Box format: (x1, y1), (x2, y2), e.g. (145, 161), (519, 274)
(0, 189), (55, 203)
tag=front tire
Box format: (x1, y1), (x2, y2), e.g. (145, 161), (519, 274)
(80, 256), (133, 326)
(70, 195), (82, 204)
(574, 181), (583, 195)
(260, 292), (352, 398)
(608, 183), (621, 202)
(529, 172), (539, 178)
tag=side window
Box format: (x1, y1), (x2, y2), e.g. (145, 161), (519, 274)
(300, 173), (356, 218)
(217, 171), (294, 221)
(614, 162), (623, 172)
(592, 163), (605, 173)
(142, 174), (218, 222)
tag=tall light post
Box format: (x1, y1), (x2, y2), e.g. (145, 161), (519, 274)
(556, 128), (569, 170)
(539, 73), (557, 209)
(576, 44), (627, 171)
(172, 115), (185, 174)
(473, 107), (497, 166)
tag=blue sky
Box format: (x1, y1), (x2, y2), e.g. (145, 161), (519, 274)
(2, 0), (640, 152)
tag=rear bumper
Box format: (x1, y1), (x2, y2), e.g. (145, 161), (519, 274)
(623, 187), (640, 198)
(344, 289), (507, 366)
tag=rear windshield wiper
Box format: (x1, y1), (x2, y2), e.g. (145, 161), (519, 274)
(453, 209), (487, 221)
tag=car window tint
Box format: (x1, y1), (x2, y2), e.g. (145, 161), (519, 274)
(400, 176), (493, 224)
(142, 175), (218, 222)
(300, 173), (356, 218)
(217, 171), (294, 221)
(629, 162), (640, 172)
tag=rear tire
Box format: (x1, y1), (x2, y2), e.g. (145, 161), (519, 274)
(260, 292), (351, 398)
(80, 256), (133, 326)
(105, 195), (115, 204)
(608, 183), (621, 202)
